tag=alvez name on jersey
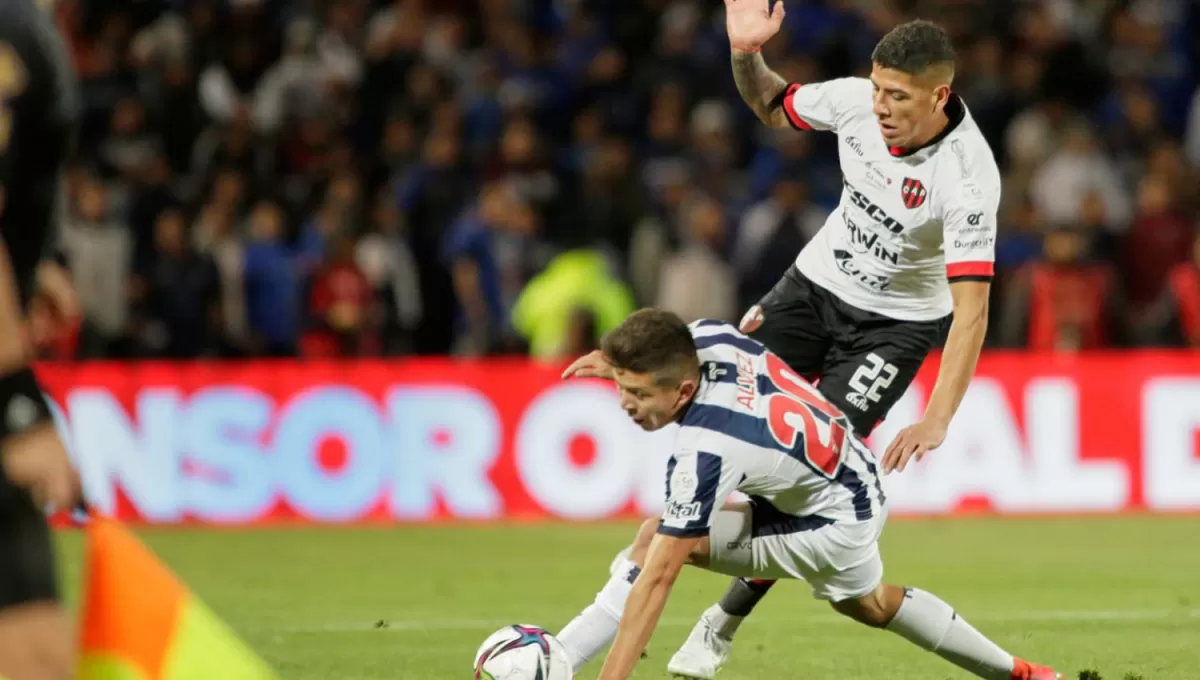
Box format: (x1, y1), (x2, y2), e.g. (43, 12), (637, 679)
(657, 320), (886, 539)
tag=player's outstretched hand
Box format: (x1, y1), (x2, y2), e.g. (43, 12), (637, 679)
(881, 419), (947, 474)
(725, 0), (786, 52)
(562, 349), (614, 381)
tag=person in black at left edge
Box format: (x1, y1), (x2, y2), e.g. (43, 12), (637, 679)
(0, 0), (84, 678)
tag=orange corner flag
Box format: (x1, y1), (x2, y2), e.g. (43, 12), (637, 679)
(78, 516), (280, 680)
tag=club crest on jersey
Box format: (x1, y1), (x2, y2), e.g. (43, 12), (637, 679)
(739, 305), (764, 334)
(901, 178), (927, 209)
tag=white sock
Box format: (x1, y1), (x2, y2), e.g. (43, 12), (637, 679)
(885, 587), (1015, 680)
(704, 603), (745, 640)
(558, 558), (640, 671)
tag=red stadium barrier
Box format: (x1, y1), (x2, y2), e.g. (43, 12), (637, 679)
(35, 353), (1200, 525)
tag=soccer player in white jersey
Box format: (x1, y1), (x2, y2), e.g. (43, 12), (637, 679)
(555, 309), (1061, 680)
(649, 4), (1006, 676)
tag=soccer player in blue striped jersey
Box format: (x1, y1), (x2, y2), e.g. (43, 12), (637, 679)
(556, 309), (1061, 680)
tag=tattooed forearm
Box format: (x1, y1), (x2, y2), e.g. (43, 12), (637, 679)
(731, 50), (789, 127)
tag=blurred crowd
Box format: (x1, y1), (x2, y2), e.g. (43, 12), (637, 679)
(37, 0), (1200, 361)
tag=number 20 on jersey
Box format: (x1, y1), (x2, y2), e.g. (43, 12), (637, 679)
(763, 353), (849, 478)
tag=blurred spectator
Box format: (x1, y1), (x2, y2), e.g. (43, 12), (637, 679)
(303, 233), (377, 358)
(656, 194), (737, 324)
(252, 18), (328, 135)
(561, 307), (601, 358)
(1187, 87), (1200, 166)
(154, 55), (208, 176)
(192, 200), (248, 354)
(130, 209), (221, 358)
(356, 190), (422, 355)
(1030, 123), (1132, 233)
(641, 84), (691, 192)
(1123, 173), (1195, 327)
(1100, 82), (1165, 182)
(316, 0), (366, 89)
(127, 154), (181, 266)
(243, 201), (300, 356)
(443, 183), (541, 355)
(369, 113), (421, 192)
(689, 99), (741, 197)
(490, 117), (560, 223)
(999, 227), (1123, 352)
(198, 38), (264, 124)
(190, 110), (272, 193)
(1003, 93), (1068, 175)
(98, 97), (159, 181)
(511, 249), (634, 361)
(994, 197), (1047, 275)
(627, 160), (692, 307)
(59, 174), (131, 357)
(298, 171), (362, 274)
(129, 11), (190, 71)
(745, 129), (832, 207)
(734, 173), (825, 311)
(558, 135), (643, 259)
(1154, 231), (1200, 347)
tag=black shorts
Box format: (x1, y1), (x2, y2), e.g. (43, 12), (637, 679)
(0, 482), (58, 607)
(743, 266), (950, 436)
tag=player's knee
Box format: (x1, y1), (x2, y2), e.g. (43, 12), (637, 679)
(829, 583), (900, 628)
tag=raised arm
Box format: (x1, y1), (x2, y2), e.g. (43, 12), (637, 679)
(726, 0), (789, 127)
(731, 50), (790, 127)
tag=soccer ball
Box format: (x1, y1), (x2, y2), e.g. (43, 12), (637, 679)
(473, 624), (573, 680)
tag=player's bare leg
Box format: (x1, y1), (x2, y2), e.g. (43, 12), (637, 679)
(0, 602), (73, 680)
(557, 518), (711, 674)
(832, 583), (1061, 680)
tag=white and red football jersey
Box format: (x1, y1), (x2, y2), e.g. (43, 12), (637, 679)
(782, 77), (1002, 321)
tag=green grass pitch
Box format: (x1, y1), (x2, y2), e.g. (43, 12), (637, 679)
(55, 516), (1200, 679)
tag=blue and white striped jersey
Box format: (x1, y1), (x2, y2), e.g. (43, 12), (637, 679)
(658, 320), (887, 538)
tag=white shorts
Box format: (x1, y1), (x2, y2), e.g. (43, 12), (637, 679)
(706, 498), (887, 602)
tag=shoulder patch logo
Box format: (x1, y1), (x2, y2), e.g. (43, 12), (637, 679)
(958, 181), (985, 205)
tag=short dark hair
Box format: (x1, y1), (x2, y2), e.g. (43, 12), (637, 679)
(601, 309), (699, 385)
(872, 20), (956, 78)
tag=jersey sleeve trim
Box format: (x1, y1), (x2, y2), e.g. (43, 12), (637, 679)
(946, 261), (994, 279)
(656, 523), (709, 538)
(780, 84), (814, 131)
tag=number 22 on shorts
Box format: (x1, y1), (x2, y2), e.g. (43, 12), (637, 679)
(763, 352), (849, 479)
(847, 353), (898, 408)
